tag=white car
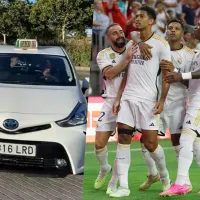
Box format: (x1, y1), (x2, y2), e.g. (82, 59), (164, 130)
(0, 39), (87, 176)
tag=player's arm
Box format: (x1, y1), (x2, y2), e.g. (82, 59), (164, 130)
(165, 53), (197, 83)
(160, 59), (188, 86)
(154, 69), (170, 115)
(191, 70), (200, 79)
(164, 70), (200, 83)
(103, 43), (137, 80)
(113, 72), (128, 115)
(154, 44), (171, 115)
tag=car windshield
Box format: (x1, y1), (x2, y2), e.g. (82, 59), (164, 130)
(0, 54), (76, 86)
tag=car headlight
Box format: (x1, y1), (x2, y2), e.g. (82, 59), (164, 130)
(56, 102), (87, 127)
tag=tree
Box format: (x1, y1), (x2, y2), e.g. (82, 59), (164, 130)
(0, 0), (32, 44)
(8, 1), (32, 38)
(0, 1), (13, 43)
(0, 0), (93, 43)
(29, 0), (93, 41)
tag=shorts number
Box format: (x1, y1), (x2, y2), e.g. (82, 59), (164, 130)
(98, 112), (105, 122)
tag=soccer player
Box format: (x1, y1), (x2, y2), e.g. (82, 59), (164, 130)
(159, 20), (200, 196)
(139, 18), (194, 192)
(94, 23), (138, 191)
(109, 6), (171, 198)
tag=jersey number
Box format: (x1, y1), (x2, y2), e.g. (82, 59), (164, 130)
(98, 112), (105, 122)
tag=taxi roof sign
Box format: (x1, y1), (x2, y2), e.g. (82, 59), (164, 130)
(15, 39), (38, 50)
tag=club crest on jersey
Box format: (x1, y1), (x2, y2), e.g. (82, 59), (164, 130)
(109, 53), (116, 59)
(177, 58), (182, 64)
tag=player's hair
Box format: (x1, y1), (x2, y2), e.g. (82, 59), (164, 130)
(167, 18), (184, 30)
(105, 23), (121, 35)
(138, 6), (156, 21)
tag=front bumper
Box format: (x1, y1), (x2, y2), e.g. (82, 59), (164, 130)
(0, 122), (86, 174)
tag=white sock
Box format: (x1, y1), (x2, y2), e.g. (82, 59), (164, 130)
(116, 143), (130, 189)
(149, 144), (168, 179)
(95, 146), (111, 174)
(193, 139), (200, 167)
(108, 159), (118, 189)
(175, 132), (195, 185)
(173, 145), (191, 186)
(141, 143), (158, 176)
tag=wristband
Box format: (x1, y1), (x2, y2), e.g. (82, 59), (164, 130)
(181, 72), (192, 80)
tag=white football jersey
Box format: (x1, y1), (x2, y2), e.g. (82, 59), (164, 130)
(167, 46), (195, 101)
(96, 41), (133, 98)
(187, 50), (200, 107)
(123, 33), (171, 102)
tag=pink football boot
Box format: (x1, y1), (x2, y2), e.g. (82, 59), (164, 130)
(159, 183), (188, 197)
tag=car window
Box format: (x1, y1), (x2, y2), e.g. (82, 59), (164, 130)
(0, 54), (76, 86)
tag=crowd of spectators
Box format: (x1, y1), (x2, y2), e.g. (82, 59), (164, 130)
(92, 0), (200, 53)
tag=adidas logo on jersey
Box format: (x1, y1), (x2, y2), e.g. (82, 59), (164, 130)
(112, 60), (116, 63)
(150, 123), (154, 126)
(186, 120), (191, 124)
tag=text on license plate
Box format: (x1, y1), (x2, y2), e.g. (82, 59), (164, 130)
(0, 142), (36, 157)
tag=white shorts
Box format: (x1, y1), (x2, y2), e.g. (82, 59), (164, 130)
(96, 98), (117, 132)
(182, 105), (200, 137)
(117, 98), (160, 130)
(159, 98), (186, 135)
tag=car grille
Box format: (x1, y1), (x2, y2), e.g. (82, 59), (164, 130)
(0, 124), (51, 134)
(0, 155), (55, 168)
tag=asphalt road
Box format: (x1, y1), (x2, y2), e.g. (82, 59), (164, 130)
(0, 167), (83, 200)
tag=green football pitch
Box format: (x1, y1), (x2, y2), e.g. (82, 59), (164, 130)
(83, 140), (200, 200)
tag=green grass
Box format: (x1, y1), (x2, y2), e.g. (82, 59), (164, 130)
(83, 140), (200, 200)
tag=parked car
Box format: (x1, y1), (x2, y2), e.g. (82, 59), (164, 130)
(0, 39), (88, 176)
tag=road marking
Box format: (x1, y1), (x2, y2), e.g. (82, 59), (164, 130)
(85, 147), (173, 154)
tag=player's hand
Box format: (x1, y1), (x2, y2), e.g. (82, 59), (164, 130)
(164, 72), (182, 83)
(138, 42), (152, 60)
(160, 59), (174, 72)
(125, 43), (138, 63)
(113, 100), (120, 115)
(153, 100), (164, 115)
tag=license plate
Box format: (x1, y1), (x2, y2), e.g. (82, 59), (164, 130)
(0, 142), (36, 157)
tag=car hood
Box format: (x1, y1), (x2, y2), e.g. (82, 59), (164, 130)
(0, 84), (82, 115)
(0, 84), (85, 129)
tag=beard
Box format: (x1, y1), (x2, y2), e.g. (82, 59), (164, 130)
(113, 37), (126, 48)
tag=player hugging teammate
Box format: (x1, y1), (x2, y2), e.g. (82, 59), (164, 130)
(93, 5), (200, 198)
